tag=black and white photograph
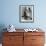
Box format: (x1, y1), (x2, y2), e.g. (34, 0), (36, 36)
(19, 5), (34, 23)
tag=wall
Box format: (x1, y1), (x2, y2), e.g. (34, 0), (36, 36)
(0, 0), (46, 29)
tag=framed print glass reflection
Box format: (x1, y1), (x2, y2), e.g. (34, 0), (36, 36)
(19, 5), (34, 23)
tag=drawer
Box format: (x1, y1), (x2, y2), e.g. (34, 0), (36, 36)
(31, 44), (44, 46)
(24, 32), (44, 36)
(24, 36), (32, 45)
(3, 36), (23, 44)
(24, 36), (32, 40)
(3, 42), (16, 46)
(3, 32), (23, 36)
(32, 36), (45, 44)
(3, 43), (23, 46)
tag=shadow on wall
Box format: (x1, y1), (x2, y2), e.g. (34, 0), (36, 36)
(0, 24), (7, 43)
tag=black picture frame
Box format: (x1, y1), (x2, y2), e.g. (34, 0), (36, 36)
(19, 5), (34, 23)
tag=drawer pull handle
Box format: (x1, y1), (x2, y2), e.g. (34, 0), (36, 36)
(9, 38), (13, 40)
(32, 39), (36, 40)
(9, 38), (12, 40)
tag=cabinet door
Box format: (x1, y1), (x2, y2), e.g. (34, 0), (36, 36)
(24, 33), (32, 46)
(32, 36), (45, 46)
(14, 36), (23, 46)
(3, 33), (23, 46)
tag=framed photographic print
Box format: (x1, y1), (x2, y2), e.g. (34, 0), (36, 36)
(19, 5), (34, 23)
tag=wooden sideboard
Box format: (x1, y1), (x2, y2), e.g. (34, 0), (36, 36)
(2, 29), (45, 46)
